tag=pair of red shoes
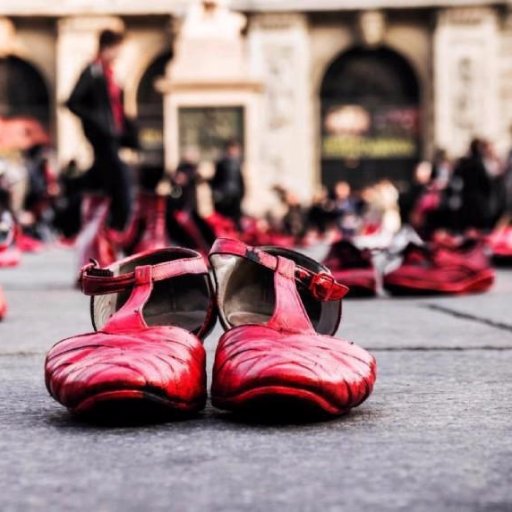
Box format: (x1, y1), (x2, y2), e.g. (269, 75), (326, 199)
(45, 239), (376, 420)
(383, 238), (494, 295)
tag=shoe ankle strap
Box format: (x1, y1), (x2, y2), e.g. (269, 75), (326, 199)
(209, 238), (348, 302)
(80, 248), (208, 296)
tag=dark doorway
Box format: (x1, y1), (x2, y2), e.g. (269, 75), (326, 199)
(320, 46), (421, 190)
(0, 55), (50, 127)
(137, 52), (172, 168)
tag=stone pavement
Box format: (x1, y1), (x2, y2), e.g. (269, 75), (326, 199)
(0, 248), (511, 512)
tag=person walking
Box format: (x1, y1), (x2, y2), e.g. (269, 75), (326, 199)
(167, 147), (215, 252)
(211, 139), (245, 229)
(66, 29), (137, 234)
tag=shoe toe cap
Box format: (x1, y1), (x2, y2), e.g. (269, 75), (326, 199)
(212, 326), (376, 412)
(45, 327), (206, 410)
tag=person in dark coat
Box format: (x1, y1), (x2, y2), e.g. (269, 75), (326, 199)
(451, 138), (493, 231)
(66, 29), (137, 232)
(166, 148), (215, 251)
(211, 139), (245, 228)
(170, 148), (201, 213)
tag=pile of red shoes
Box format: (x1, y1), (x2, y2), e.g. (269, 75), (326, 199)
(383, 237), (495, 295)
(77, 191), (173, 275)
(488, 225), (512, 264)
(44, 239), (376, 421)
(206, 214), (298, 248)
(321, 231), (495, 297)
(77, 190), (216, 275)
(322, 240), (377, 297)
(240, 217), (296, 248)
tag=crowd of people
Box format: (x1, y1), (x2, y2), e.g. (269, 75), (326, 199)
(401, 139), (512, 239)
(3, 130), (512, 256)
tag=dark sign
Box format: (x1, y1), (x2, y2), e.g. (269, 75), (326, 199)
(322, 104), (420, 160)
(178, 106), (244, 162)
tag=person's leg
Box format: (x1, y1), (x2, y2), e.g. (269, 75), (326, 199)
(108, 160), (133, 232)
(228, 197), (243, 231)
(165, 205), (197, 248)
(192, 210), (216, 246)
(98, 140), (133, 232)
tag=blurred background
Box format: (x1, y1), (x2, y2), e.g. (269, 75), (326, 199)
(1, 0), (512, 246)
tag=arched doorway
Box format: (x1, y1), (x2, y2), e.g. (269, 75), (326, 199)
(0, 55), (50, 127)
(320, 46), (421, 190)
(136, 51), (172, 168)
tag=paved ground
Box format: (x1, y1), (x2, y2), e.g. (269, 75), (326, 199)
(1, 247), (511, 512)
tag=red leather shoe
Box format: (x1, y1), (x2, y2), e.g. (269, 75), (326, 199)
(323, 240), (377, 297)
(383, 239), (494, 295)
(17, 232), (44, 253)
(76, 195), (117, 274)
(124, 192), (170, 255)
(0, 210), (21, 268)
(209, 239), (377, 417)
(0, 246), (21, 268)
(45, 248), (215, 419)
(488, 225), (512, 264)
(0, 285), (7, 321)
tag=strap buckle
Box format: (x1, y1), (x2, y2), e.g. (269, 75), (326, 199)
(79, 260), (115, 294)
(308, 272), (348, 302)
(81, 259), (114, 278)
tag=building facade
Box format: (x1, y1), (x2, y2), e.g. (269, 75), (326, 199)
(1, 0), (511, 214)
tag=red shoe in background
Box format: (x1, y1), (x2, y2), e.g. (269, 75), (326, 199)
(323, 240), (377, 297)
(123, 192), (170, 255)
(0, 210), (21, 268)
(205, 212), (239, 239)
(75, 195), (117, 274)
(0, 286), (7, 321)
(383, 239), (494, 295)
(209, 239), (377, 417)
(488, 225), (512, 264)
(45, 247), (216, 419)
(16, 232), (44, 253)
(0, 246), (21, 268)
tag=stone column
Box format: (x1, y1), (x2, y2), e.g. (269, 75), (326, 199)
(56, 16), (123, 167)
(434, 7), (500, 157)
(0, 17), (16, 57)
(499, 10), (512, 152)
(248, 13), (314, 208)
(160, 1), (265, 215)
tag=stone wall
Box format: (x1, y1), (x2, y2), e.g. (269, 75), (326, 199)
(2, 1), (512, 202)
(434, 7), (501, 157)
(499, 10), (512, 152)
(248, 13), (314, 209)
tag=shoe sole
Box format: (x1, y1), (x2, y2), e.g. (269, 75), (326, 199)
(73, 389), (204, 421)
(212, 385), (348, 418)
(384, 270), (494, 296)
